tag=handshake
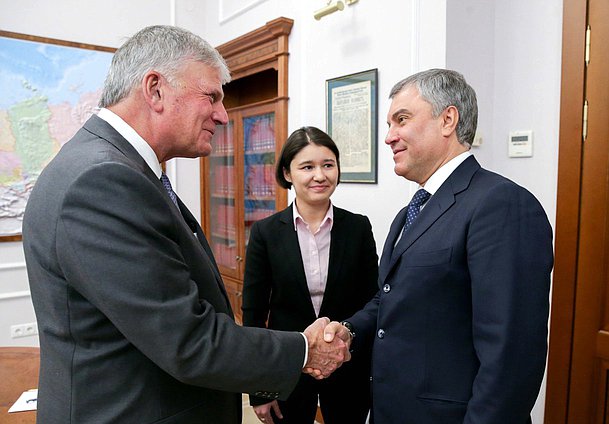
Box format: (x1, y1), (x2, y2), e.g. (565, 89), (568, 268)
(302, 317), (352, 379)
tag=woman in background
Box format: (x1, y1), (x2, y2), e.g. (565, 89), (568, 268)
(242, 126), (378, 424)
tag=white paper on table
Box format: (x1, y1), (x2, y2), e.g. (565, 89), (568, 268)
(8, 389), (37, 413)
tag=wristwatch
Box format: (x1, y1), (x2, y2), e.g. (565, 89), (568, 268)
(340, 320), (355, 340)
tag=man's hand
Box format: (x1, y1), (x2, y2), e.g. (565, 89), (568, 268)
(253, 400), (282, 424)
(302, 317), (351, 379)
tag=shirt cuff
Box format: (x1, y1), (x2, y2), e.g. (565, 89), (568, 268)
(301, 333), (308, 367)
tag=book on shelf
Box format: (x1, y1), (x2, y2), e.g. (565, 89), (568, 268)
(213, 165), (235, 196)
(212, 242), (237, 269)
(245, 115), (274, 152)
(213, 125), (234, 154)
(213, 205), (236, 239)
(244, 208), (276, 222)
(245, 164), (276, 197)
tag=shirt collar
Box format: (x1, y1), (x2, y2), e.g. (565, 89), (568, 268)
(292, 201), (334, 232)
(97, 108), (163, 178)
(421, 151), (472, 195)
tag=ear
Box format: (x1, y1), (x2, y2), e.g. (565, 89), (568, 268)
(283, 167), (292, 183)
(142, 71), (164, 113)
(440, 105), (459, 137)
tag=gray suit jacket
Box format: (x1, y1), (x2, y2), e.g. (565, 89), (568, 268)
(22, 115), (304, 424)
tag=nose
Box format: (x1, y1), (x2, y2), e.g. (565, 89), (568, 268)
(212, 101), (229, 125)
(313, 166), (326, 181)
(385, 125), (399, 145)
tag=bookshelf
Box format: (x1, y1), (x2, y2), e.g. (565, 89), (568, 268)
(201, 18), (292, 323)
(206, 101), (282, 278)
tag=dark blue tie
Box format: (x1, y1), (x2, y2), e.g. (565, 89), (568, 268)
(404, 188), (431, 231)
(160, 172), (179, 208)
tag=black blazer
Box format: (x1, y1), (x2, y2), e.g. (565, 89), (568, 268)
(242, 205), (379, 333)
(22, 115), (305, 424)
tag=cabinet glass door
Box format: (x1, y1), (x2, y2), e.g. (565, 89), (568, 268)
(208, 120), (238, 275)
(242, 111), (277, 248)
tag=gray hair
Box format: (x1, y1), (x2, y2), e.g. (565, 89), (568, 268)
(99, 25), (231, 108)
(389, 69), (478, 146)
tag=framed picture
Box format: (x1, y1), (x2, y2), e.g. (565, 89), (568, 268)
(326, 68), (378, 183)
(0, 31), (115, 241)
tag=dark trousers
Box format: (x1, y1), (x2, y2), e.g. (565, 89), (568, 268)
(271, 361), (371, 424)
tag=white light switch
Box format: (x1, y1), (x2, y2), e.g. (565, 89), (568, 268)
(508, 130), (533, 158)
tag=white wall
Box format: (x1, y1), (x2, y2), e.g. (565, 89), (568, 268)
(285, 0), (448, 251)
(446, 2), (563, 422)
(446, 0), (561, 227)
(0, 0), (172, 348)
(0, 1), (562, 422)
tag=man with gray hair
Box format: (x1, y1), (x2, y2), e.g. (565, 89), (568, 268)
(337, 69), (554, 423)
(22, 25), (350, 424)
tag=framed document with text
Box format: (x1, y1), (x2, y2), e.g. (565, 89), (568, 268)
(326, 68), (378, 183)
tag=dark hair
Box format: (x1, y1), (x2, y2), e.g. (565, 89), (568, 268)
(389, 68), (478, 147)
(275, 126), (341, 189)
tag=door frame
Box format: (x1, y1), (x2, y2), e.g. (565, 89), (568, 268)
(544, 0), (588, 421)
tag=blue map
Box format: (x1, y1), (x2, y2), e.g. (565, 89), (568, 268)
(0, 35), (113, 236)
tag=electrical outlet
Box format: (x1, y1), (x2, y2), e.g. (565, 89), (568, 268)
(10, 322), (38, 339)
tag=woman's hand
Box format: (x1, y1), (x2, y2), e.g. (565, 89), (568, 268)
(253, 400), (283, 424)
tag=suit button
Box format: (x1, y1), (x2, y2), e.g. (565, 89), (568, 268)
(377, 329), (385, 339)
(383, 284), (391, 293)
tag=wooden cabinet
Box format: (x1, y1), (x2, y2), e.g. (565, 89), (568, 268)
(200, 18), (292, 323)
(203, 101), (286, 322)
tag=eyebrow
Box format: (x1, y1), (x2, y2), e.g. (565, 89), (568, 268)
(209, 88), (224, 102)
(296, 158), (336, 166)
(390, 108), (411, 122)
(197, 83), (224, 102)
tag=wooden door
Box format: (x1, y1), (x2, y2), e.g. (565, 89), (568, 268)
(545, 0), (609, 422)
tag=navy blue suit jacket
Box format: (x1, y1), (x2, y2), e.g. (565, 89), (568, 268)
(349, 156), (553, 424)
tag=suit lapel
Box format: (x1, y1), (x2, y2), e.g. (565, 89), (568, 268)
(379, 206), (408, 282)
(383, 156), (481, 278)
(178, 199), (219, 271)
(178, 198), (233, 316)
(278, 206), (316, 312)
(84, 115), (233, 313)
(84, 115), (151, 174)
(321, 208), (346, 312)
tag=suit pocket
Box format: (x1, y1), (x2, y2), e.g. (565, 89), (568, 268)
(417, 392), (467, 405)
(417, 393), (467, 423)
(403, 247), (451, 267)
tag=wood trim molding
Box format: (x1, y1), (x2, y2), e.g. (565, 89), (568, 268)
(0, 30), (115, 52)
(216, 17), (293, 81)
(0, 235), (22, 242)
(544, 0), (587, 421)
